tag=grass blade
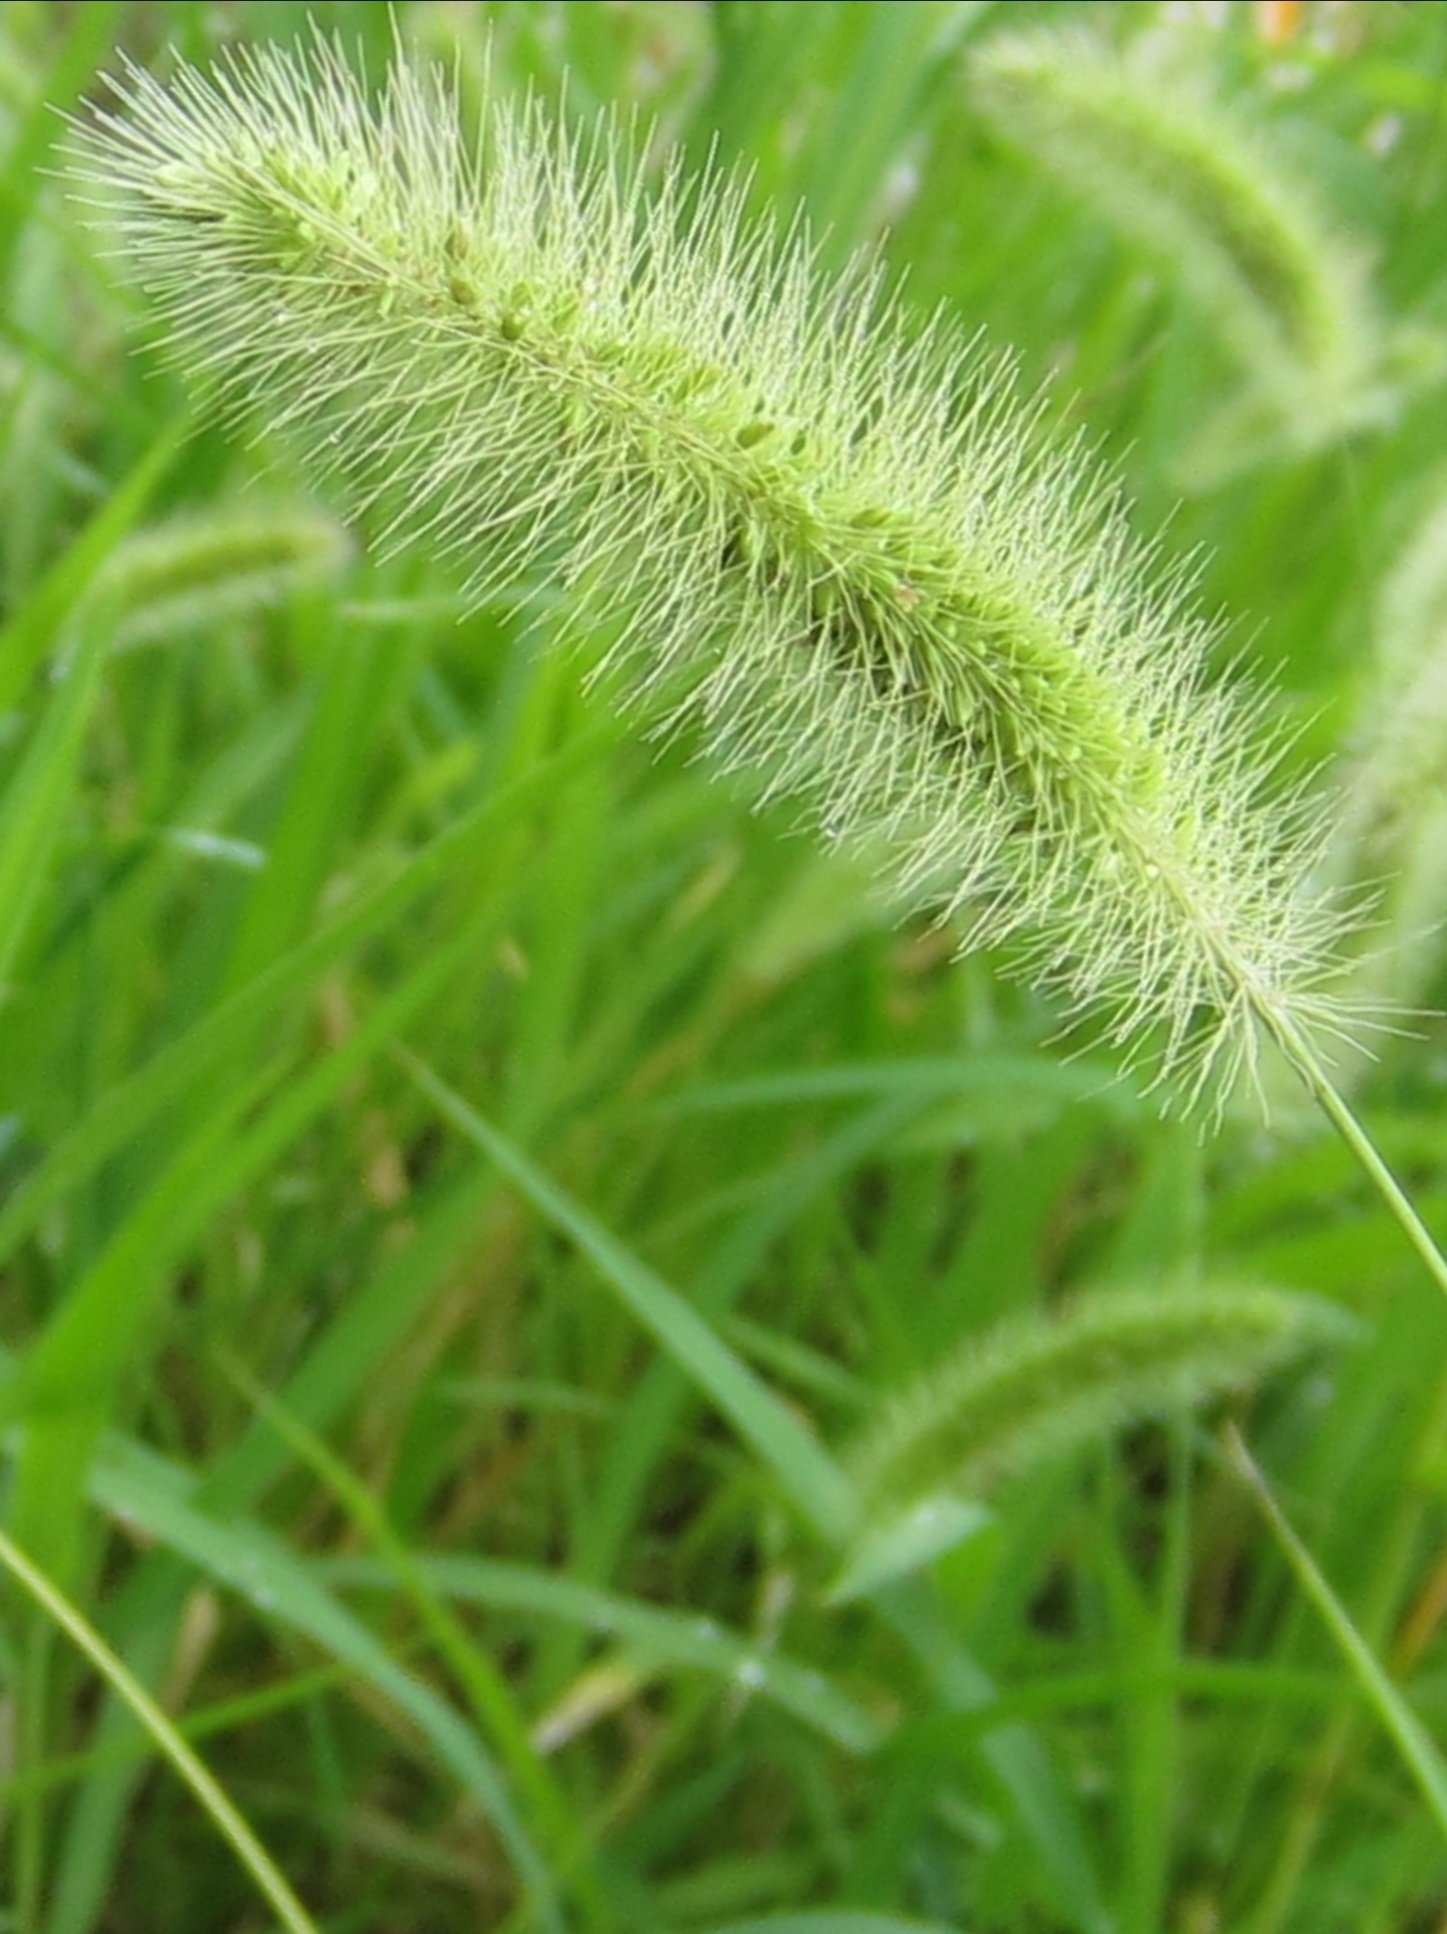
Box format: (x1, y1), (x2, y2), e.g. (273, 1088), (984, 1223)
(1227, 1424), (1447, 1845)
(397, 1050), (858, 1544)
(0, 1525), (320, 1934)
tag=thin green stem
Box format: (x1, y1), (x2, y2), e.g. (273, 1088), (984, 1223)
(1241, 1358), (1447, 1934)
(0, 1526), (320, 1934)
(1263, 1006), (1447, 1305)
(1226, 1425), (1447, 1846)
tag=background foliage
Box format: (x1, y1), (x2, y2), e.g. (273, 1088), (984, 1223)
(4, 3), (1447, 1930)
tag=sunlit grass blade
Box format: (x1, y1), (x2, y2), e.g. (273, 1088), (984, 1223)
(0, 1524), (321, 1934)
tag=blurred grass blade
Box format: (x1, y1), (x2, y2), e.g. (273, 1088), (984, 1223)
(648, 1053), (1127, 1119)
(0, 610), (109, 990)
(0, 1), (120, 284)
(797, 2), (988, 254)
(80, 1433), (564, 1930)
(0, 1524), (321, 1934)
(222, 1363), (613, 1933)
(0, 727), (610, 1272)
(397, 1050), (858, 1544)
(879, 1580), (1115, 1934)
(319, 1553), (885, 1755)
(828, 1494), (993, 1604)
(0, 418), (188, 716)
(697, 1917), (962, 1934)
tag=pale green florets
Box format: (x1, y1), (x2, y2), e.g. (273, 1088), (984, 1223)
(71, 35), (1356, 1105)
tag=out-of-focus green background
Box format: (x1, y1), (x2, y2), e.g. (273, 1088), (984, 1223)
(3, 3), (1447, 1929)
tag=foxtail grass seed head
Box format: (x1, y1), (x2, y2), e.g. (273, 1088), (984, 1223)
(1311, 483), (1447, 1036)
(971, 26), (1422, 485)
(70, 36), (1359, 1107)
(845, 1281), (1356, 1531)
(99, 503), (351, 648)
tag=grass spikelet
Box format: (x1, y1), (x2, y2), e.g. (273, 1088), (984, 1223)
(70, 36), (1356, 1104)
(1344, 510), (1447, 862)
(845, 1283), (1355, 1531)
(99, 502), (351, 646)
(1316, 483), (1447, 1026)
(1372, 484), (1447, 692)
(970, 26), (1412, 481)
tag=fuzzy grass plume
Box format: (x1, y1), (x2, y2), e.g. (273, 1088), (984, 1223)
(1317, 483), (1447, 1036)
(846, 1282), (1355, 1524)
(69, 35), (1357, 1105)
(833, 1281), (1354, 1595)
(99, 501), (350, 647)
(971, 26), (1420, 484)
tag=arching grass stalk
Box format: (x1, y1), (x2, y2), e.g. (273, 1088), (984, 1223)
(66, 38), (1447, 1295)
(1265, 1007), (1447, 1304)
